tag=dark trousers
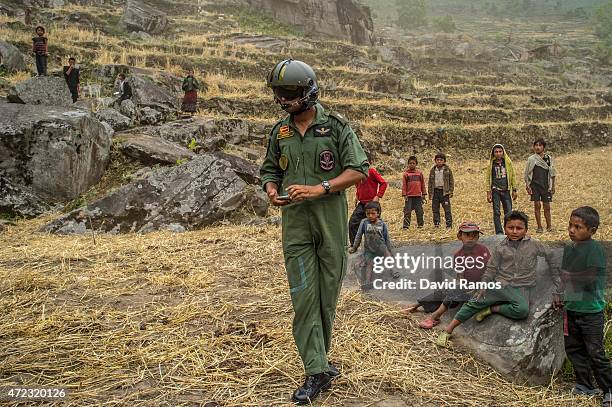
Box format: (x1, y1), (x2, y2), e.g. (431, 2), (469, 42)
(68, 86), (78, 103)
(403, 196), (424, 227)
(492, 189), (512, 234)
(349, 202), (366, 246)
(432, 188), (452, 227)
(565, 311), (612, 393)
(35, 54), (47, 76)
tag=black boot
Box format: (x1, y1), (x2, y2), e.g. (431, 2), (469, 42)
(327, 363), (340, 379)
(291, 373), (331, 405)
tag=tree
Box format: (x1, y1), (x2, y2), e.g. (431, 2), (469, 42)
(396, 0), (427, 28)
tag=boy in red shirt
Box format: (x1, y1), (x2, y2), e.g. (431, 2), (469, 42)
(349, 151), (387, 246)
(402, 156), (427, 229)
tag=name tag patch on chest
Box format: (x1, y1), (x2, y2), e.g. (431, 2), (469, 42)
(319, 150), (335, 171)
(314, 126), (332, 137)
(277, 125), (293, 140)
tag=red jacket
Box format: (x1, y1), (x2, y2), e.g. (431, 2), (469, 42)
(356, 168), (387, 203)
(402, 169), (426, 197)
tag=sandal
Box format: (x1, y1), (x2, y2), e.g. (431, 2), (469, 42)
(419, 317), (440, 329)
(436, 331), (452, 348)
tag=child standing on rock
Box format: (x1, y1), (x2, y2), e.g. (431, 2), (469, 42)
(32, 25), (48, 76)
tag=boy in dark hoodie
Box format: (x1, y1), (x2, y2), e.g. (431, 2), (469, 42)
(32, 26), (48, 76)
(486, 144), (517, 235)
(428, 152), (454, 229)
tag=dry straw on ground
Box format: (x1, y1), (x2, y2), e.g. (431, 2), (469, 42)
(0, 148), (609, 406)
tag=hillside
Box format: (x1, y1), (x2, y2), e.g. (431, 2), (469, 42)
(0, 0), (611, 405)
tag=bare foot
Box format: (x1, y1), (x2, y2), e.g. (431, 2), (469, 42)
(400, 304), (421, 314)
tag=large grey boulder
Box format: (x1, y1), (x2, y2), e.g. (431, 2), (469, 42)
(0, 41), (27, 73)
(44, 154), (269, 234)
(7, 76), (73, 106)
(240, 0), (374, 45)
(0, 102), (113, 203)
(117, 133), (195, 165)
(0, 176), (51, 218)
(120, 0), (168, 34)
(346, 236), (565, 385)
(95, 107), (132, 131)
(127, 75), (178, 120)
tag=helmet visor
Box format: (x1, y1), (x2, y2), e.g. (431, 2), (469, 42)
(273, 86), (303, 100)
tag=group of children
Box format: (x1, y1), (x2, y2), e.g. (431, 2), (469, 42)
(348, 140), (609, 406)
(352, 202), (610, 405)
(400, 139), (556, 233)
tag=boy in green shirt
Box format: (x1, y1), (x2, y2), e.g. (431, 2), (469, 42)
(554, 206), (611, 406)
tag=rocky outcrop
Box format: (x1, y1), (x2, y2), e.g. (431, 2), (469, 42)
(117, 133), (195, 165)
(0, 102), (113, 205)
(7, 76), (73, 106)
(347, 236), (565, 385)
(44, 154), (268, 234)
(237, 0), (374, 45)
(0, 176), (51, 218)
(120, 0), (168, 34)
(0, 41), (27, 73)
(126, 75), (179, 122)
(95, 107), (132, 131)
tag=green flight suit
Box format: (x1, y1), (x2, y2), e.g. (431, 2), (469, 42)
(260, 103), (369, 375)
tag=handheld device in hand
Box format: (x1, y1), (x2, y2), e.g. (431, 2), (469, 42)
(277, 194), (291, 201)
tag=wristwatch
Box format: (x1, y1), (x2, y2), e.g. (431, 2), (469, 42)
(321, 180), (331, 194)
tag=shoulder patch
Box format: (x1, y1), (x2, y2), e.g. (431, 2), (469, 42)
(329, 111), (348, 125)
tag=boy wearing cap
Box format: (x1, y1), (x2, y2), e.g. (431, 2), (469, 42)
(401, 222), (490, 328)
(436, 210), (561, 347)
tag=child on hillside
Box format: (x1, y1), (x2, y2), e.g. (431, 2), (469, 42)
(436, 210), (561, 348)
(486, 144), (517, 235)
(553, 206), (611, 406)
(402, 156), (427, 229)
(32, 25), (48, 76)
(525, 138), (556, 233)
(401, 222), (491, 329)
(428, 152), (454, 229)
(349, 201), (398, 290)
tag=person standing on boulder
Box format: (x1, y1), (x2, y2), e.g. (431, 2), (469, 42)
(260, 59), (368, 405)
(181, 67), (200, 116)
(348, 151), (387, 246)
(32, 25), (48, 76)
(63, 57), (80, 103)
(114, 73), (132, 106)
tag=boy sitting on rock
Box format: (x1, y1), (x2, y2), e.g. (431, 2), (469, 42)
(436, 210), (560, 347)
(401, 221), (490, 329)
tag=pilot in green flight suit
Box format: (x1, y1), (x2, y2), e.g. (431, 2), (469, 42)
(259, 59), (369, 404)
